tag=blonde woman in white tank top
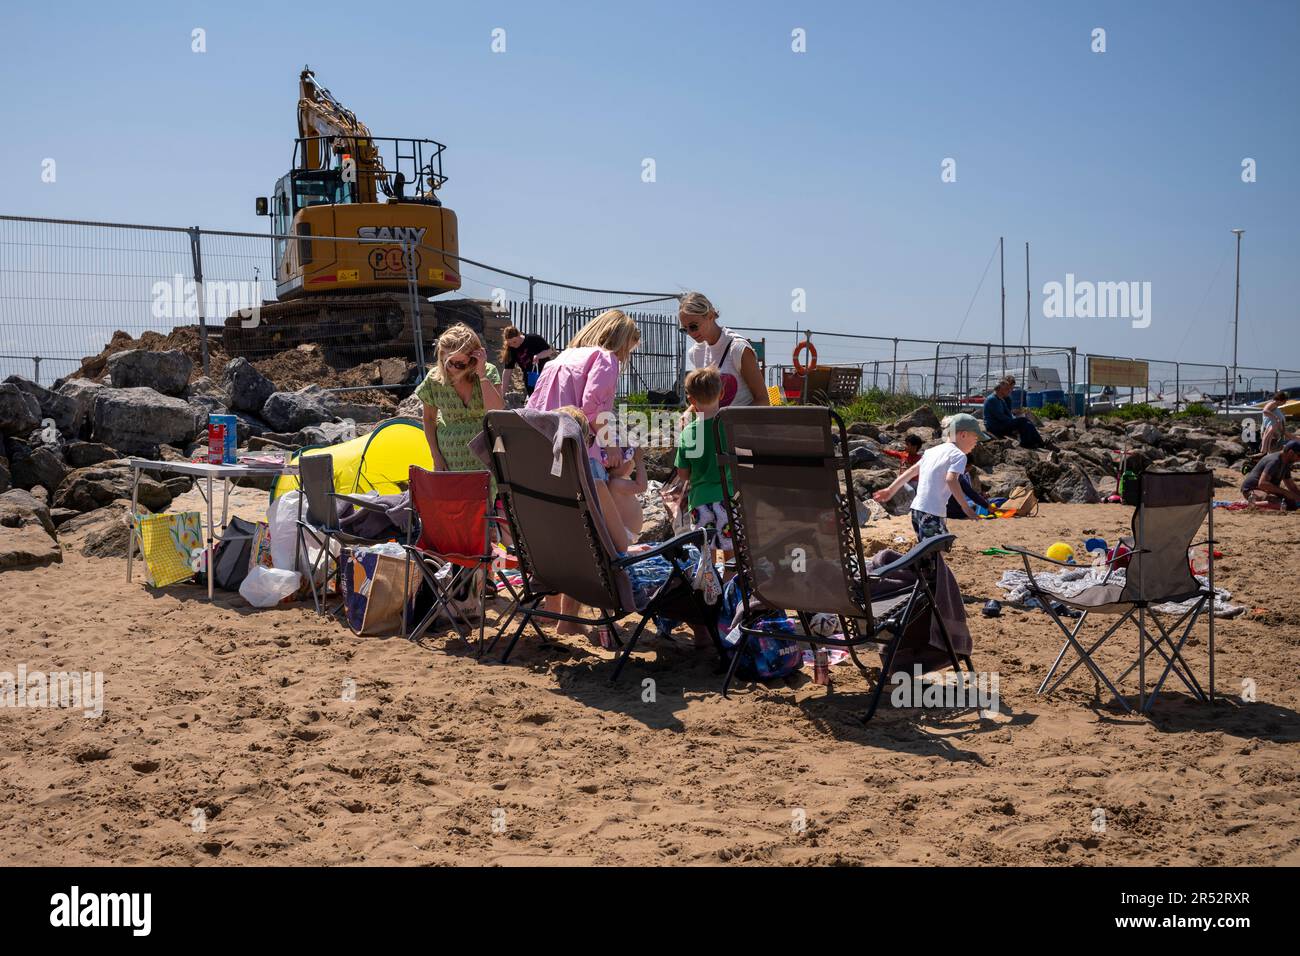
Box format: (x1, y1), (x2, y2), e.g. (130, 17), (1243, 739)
(678, 291), (769, 409)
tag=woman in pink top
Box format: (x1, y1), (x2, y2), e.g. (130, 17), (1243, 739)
(526, 309), (641, 638)
(527, 309), (641, 481)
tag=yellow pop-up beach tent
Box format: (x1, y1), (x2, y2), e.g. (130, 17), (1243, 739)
(271, 417), (433, 500)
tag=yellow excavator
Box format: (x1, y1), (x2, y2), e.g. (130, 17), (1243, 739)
(224, 67), (494, 359)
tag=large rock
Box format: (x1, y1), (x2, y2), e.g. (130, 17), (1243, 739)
(0, 525), (61, 570)
(846, 421), (882, 440)
(848, 438), (883, 468)
(642, 445), (676, 484)
(247, 435), (297, 453)
(851, 468), (900, 500)
(53, 464), (173, 514)
(187, 395), (227, 432)
(1050, 463), (1101, 504)
(891, 405), (942, 432)
(293, 420), (357, 447)
(1210, 438), (1246, 461)
(968, 437), (1013, 469)
(0, 383), (41, 436)
(395, 392), (424, 420)
(880, 482), (915, 516)
(262, 388), (333, 432)
(1124, 421), (1164, 447)
(93, 387), (200, 456)
(0, 488), (60, 569)
(984, 463), (1031, 498)
(105, 349), (192, 396)
(636, 481), (672, 544)
(220, 358), (274, 413)
(326, 399), (388, 424)
(377, 357), (412, 386)
(0, 487), (56, 538)
(1058, 444), (1109, 470)
(54, 379), (106, 437)
(233, 412), (269, 443)
(56, 499), (141, 559)
(64, 440), (121, 469)
(1025, 458), (1064, 497)
(186, 375), (231, 403)
(7, 439), (67, 492)
(81, 520), (134, 559)
(4, 376), (79, 435)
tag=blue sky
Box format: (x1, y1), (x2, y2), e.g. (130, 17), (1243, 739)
(2, 0), (1297, 372)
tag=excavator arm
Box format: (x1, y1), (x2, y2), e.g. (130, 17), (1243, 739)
(297, 66), (382, 203)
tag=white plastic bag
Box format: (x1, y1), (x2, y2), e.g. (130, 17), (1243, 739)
(268, 489), (337, 584)
(267, 491), (300, 571)
(239, 565), (301, 608)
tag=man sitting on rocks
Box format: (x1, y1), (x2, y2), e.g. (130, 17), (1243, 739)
(1241, 439), (1300, 510)
(982, 375), (1047, 449)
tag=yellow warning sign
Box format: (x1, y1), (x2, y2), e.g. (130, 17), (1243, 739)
(337, 269), (359, 282)
(428, 268), (445, 282)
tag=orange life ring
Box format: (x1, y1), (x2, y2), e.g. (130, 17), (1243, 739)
(792, 340), (818, 375)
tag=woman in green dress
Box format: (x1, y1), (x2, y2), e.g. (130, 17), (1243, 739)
(415, 323), (504, 477)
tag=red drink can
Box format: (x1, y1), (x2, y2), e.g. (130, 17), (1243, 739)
(207, 423), (226, 464)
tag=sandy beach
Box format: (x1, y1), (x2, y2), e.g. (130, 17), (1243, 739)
(1, 480), (1298, 867)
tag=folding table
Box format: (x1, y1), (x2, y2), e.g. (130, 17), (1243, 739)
(125, 458), (297, 600)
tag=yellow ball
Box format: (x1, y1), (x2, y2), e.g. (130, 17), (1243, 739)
(1045, 541), (1075, 563)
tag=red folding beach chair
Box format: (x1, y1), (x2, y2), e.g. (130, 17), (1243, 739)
(403, 467), (501, 655)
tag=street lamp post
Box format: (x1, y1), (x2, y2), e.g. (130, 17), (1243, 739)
(1231, 228), (1244, 405)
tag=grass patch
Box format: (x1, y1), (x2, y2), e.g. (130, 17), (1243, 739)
(1174, 401), (1216, 420)
(1038, 401), (1071, 420)
(1098, 402), (1167, 422)
(834, 388), (931, 424)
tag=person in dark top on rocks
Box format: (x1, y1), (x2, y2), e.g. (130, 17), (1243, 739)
(982, 375), (1048, 449)
(499, 326), (557, 396)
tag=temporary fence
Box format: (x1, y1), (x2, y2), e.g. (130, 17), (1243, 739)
(731, 326), (1300, 414)
(0, 214), (680, 394)
(4, 214), (1297, 412)
(733, 326), (1078, 405)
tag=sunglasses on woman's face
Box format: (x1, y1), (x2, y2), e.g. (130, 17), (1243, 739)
(448, 356), (474, 370)
(678, 321), (701, 335)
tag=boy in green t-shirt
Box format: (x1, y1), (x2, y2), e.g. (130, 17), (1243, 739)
(674, 366), (732, 562)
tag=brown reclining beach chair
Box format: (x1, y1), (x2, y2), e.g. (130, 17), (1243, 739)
(1006, 469), (1217, 714)
(480, 409), (722, 679)
(715, 405), (974, 721)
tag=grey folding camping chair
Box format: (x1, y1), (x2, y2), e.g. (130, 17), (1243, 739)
(1006, 469), (1217, 714)
(295, 453), (396, 616)
(715, 405), (974, 722)
(481, 409), (722, 680)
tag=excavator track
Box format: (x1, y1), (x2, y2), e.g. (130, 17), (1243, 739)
(222, 294), (499, 363)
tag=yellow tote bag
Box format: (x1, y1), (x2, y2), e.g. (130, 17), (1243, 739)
(135, 512), (204, 587)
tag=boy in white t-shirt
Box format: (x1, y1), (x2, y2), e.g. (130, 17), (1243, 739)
(874, 413), (988, 540)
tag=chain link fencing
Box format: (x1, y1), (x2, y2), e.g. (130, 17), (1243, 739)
(0, 215), (682, 399)
(4, 215), (1297, 414)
